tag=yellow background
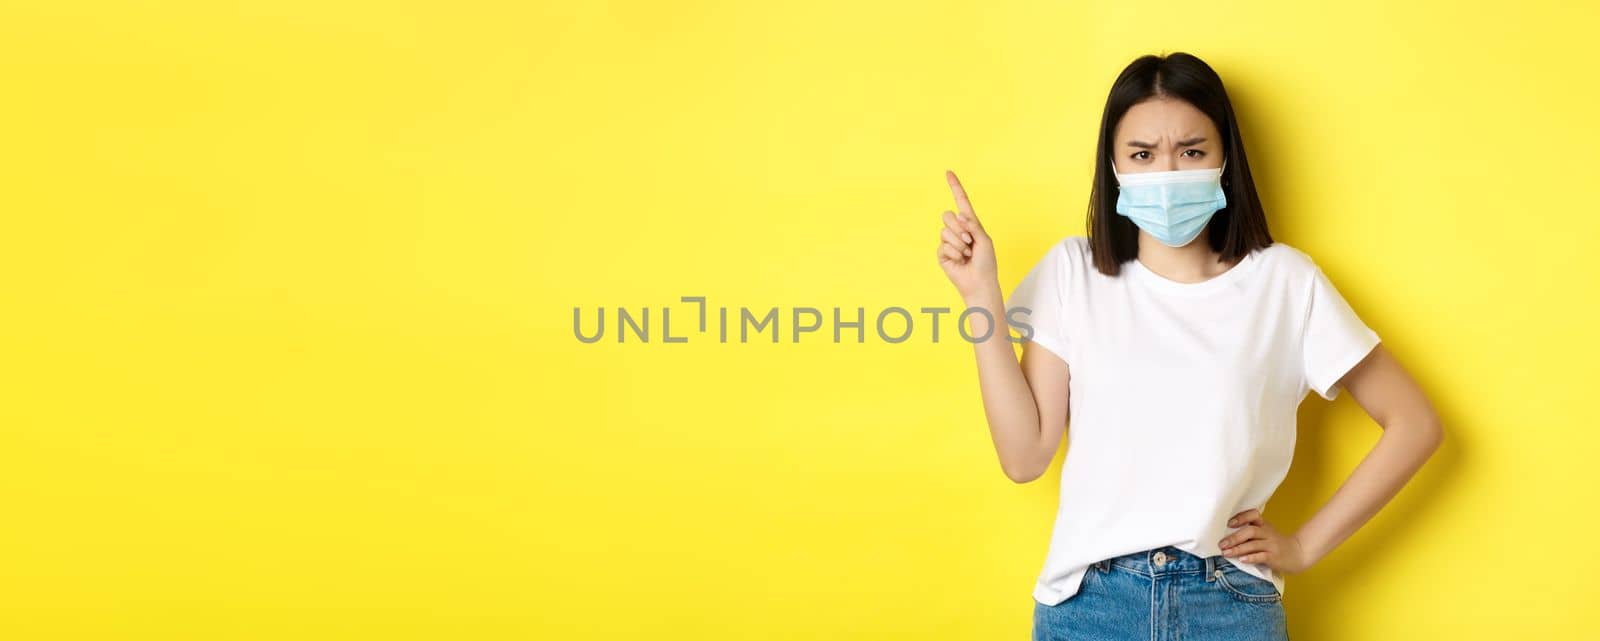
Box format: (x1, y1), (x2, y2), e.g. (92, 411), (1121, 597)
(2, 1), (1596, 639)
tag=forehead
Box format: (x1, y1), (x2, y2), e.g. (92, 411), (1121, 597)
(1114, 98), (1217, 141)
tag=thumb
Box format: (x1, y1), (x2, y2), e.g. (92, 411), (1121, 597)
(959, 211), (990, 241)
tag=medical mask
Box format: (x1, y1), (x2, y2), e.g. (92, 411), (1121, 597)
(1111, 157), (1227, 248)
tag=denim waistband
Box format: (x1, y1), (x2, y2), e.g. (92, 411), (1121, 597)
(1094, 545), (1224, 579)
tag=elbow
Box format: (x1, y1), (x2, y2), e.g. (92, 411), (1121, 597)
(1413, 413), (1445, 454)
(1005, 468), (1040, 484)
(1000, 424), (1056, 484)
(1002, 435), (1056, 483)
(1003, 461), (1045, 484)
(1382, 409), (1445, 454)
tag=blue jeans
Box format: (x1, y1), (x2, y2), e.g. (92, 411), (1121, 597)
(1032, 545), (1289, 641)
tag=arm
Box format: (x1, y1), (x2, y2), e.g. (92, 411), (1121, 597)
(1290, 344), (1445, 566)
(935, 170), (1068, 484)
(962, 286), (1070, 483)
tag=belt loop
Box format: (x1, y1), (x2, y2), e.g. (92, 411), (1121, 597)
(1204, 555), (1214, 581)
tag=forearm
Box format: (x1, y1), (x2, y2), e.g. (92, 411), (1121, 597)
(1293, 417), (1445, 565)
(962, 286), (1046, 480)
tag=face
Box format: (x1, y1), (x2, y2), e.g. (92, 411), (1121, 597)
(1111, 97), (1224, 174)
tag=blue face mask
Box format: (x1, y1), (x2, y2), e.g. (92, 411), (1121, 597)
(1111, 157), (1227, 248)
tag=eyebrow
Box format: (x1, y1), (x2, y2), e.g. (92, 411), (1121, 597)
(1126, 137), (1208, 148)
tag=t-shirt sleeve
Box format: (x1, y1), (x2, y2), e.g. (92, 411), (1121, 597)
(1302, 264), (1381, 401)
(1005, 239), (1072, 364)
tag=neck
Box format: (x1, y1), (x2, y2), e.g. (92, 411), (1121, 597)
(1135, 230), (1237, 283)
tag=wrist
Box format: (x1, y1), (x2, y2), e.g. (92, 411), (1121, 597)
(962, 282), (1003, 308)
(1291, 530), (1326, 568)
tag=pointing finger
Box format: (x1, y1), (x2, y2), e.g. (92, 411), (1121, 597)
(946, 170), (976, 220)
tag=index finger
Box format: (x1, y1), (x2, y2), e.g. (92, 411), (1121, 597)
(945, 170), (976, 219)
(1227, 508), (1262, 526)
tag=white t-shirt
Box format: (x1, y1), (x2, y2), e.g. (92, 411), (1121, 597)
(1005, 235), (1381, 606)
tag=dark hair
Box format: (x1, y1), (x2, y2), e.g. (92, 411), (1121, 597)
(1086, 52), (1273, 276)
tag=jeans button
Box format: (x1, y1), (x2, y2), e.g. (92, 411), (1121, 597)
(1153, 551), (1167, 566)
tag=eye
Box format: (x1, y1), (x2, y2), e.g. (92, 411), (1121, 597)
(1131, 151), (1150, 160)
(1183, 149), (1206, 158)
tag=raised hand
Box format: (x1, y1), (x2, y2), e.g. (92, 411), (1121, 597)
(937, 170), (999, 301)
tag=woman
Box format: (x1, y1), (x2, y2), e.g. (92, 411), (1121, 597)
(935, 52), (1444, 641)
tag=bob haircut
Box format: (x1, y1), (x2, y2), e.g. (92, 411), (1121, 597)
(1086, 52), (1273, 276)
